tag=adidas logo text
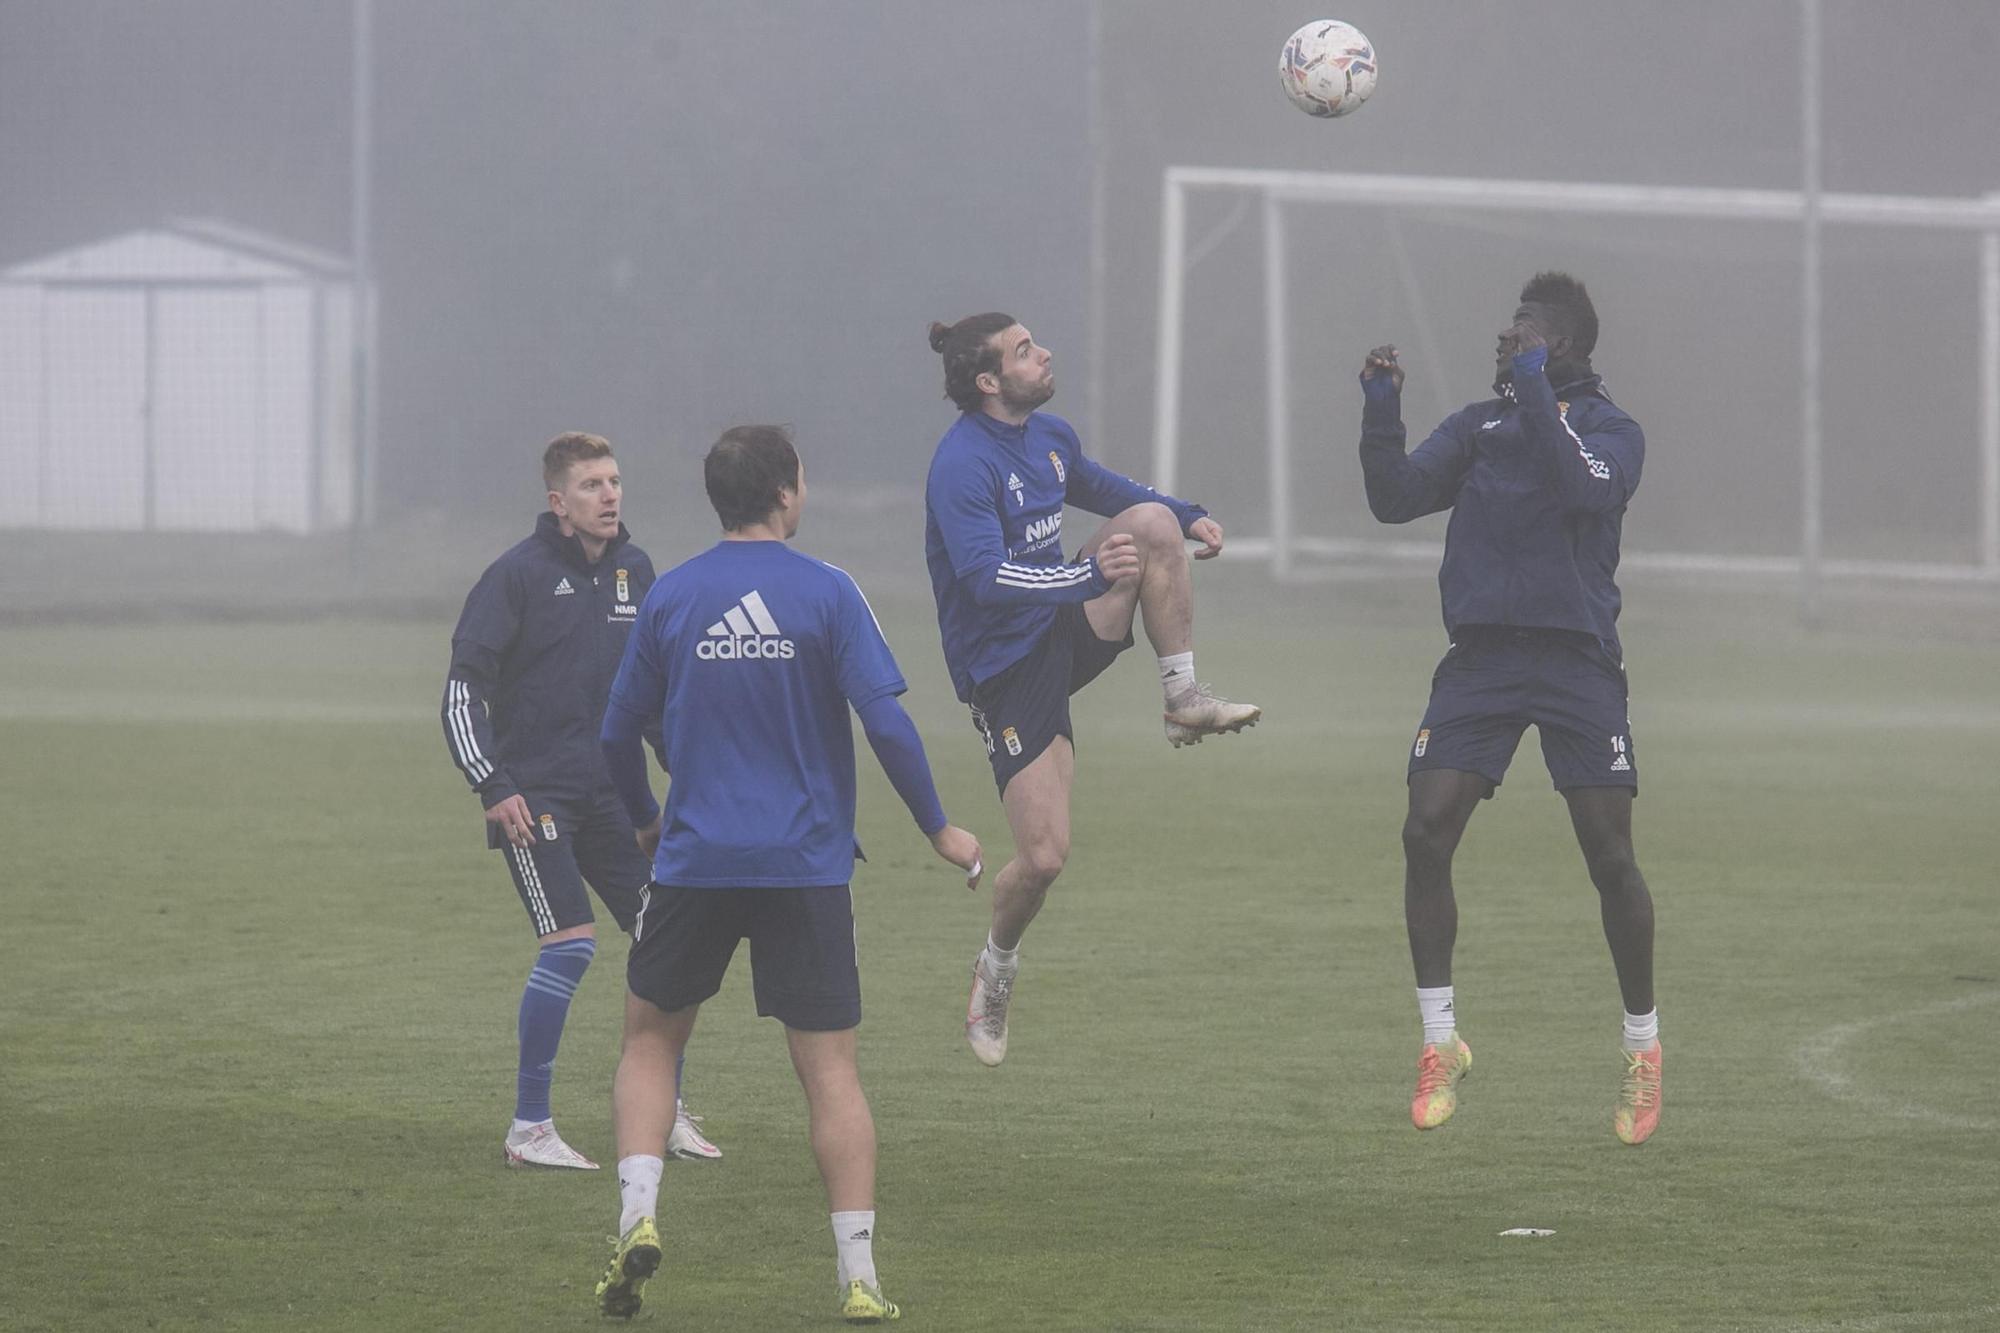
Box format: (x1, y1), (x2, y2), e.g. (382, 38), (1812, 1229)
(553, 577), (575, 596)
(698, 589), (796, 662)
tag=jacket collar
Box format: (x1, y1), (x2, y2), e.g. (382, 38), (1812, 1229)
(963, 409), (1033, 445)
(1552, 371), (1606, 400)
(533, 509), (628, 572)
(1498, 371), (1606, 405)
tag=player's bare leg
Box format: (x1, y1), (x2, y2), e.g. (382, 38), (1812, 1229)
(1565, 786), (1662, 1144)
(1080, 502), (1259, 746)
(786, 1026), (896, 1321)
(1080, 502), (1189, 654)
(1563, 787), (1654, 1013)
(785, 1027), (876, 1212)
(614, 993), (699, 1171)
(599, 993), (698, 1317)
(1402, 769), (1487, 1128)
(1403, 771), (1486, 986)
(967, 739), (1073, 1066)
(991, 738), (1074, 951)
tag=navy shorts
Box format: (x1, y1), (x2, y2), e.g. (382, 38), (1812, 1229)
(626, 884), (861, 1031)
(1409, 626), (1637, 796)
(968, 601), (1133, 796)
(491, 787), (648, 936)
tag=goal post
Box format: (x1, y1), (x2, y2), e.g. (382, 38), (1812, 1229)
(1149, 164), (2000, 588)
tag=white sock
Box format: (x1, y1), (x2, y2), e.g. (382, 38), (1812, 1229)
(617, 1154), (664, 1234)
(510, 1117), (551, 1137)
(984, 934), (1019, 977)
(831, 1210), (878, 1287)
(1622, 1008), (1659, 1051)
(1417, 986), (1457, 1046)
(1159, 651), (1195, 697)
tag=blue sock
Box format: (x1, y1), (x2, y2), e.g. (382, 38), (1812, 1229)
(515, 937), (596, 1123)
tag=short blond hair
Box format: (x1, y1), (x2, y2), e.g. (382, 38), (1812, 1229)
(542, 432), (613, 491)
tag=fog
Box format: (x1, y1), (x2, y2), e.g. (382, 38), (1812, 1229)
(3, 0), (1998, 597)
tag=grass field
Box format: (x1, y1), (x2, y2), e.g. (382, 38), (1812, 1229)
(4, 563), (1998, 1331)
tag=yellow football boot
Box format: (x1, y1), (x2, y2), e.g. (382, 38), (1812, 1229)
(595, 1217), (661, 1319)
(839, 1277), (901, 1323)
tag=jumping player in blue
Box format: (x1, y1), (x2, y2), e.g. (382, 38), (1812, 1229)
(924, 313), (1261, 1068)
(443, 432), (719, 1171)
(1358, 273), (1662, 1145)
(592, 425), (983, 1323)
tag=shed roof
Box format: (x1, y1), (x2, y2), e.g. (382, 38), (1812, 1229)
(1, 226), (334, 283)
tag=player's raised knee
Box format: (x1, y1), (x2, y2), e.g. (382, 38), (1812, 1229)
(1121, 501), (1182, 551)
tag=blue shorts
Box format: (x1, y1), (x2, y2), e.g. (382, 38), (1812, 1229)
(626, 884), (861, 1031)
(492, 787), (648, 935)
(968, 601), (1133, 796)
(1409, 626), (1637, 796)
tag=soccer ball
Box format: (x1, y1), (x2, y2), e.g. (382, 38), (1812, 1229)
(1279, 20), (1377, 118)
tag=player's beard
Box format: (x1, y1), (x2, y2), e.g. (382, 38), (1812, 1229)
(999, 372), (1055, 415)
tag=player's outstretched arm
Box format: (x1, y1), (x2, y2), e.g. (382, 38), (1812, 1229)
(856, 694), (983, 889)
(1356, 344), (1468, 523)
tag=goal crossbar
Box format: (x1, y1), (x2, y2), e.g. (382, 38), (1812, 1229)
(1150, 166), (2000, 586)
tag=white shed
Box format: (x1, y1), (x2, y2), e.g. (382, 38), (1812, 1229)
(0, 219), (356, 533)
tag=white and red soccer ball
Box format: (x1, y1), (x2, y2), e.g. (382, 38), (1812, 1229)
(1279, 20), (1377, 119)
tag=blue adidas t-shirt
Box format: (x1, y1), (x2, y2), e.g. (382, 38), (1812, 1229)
(605, 540), (906, 888)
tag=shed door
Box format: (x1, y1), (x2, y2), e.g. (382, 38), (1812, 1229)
(45, 289), (147, 529)
(154, 286), (261, 531)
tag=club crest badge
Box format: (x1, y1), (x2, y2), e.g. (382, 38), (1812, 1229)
(538, 813), (558, 841)
(1048, 450), (1066, 484)
(615, 568), (630, 603)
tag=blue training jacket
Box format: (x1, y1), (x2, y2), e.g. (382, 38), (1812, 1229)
(443, 511), (657, 810)
(924, 409), (1206, 701)
(1358, 346), (1644, 652)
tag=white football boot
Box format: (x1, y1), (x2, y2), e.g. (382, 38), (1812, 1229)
(965, 951), (1015, 1067)
(502, 1120), (599, 1169)
(666, 1100), (722, 1161)
(1163, 681), (1262, 748)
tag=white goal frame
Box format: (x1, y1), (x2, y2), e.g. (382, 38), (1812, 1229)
(1149, 165), (2000, 594)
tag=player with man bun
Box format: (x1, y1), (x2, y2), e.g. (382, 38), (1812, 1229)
(923, 313), (1260, 1068)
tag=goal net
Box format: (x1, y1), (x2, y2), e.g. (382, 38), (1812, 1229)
(1149, 166), (2000, 591)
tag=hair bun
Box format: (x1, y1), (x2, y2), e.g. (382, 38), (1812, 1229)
(927, 321), (950, 353)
